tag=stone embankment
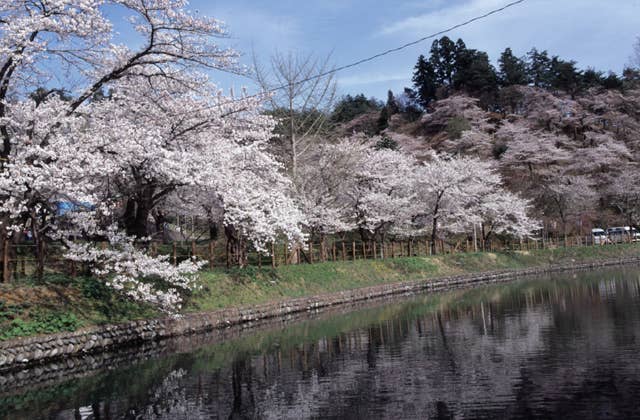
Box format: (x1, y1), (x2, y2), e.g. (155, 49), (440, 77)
(1, 256), (639, 373)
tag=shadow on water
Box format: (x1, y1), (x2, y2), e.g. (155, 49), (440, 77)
(2, 266), (640, 419)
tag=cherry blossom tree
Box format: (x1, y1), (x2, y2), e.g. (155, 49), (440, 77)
(420, 95), (492, 134)
(297, 135), (417, 246)
(538, 172), (596, 242)
(296, 140), (368, 238)
(350, 146), (417, 242)
(410, 153), (538, 253)
(473, 191), (540, 248)
(608, 168), (640, 228)
(412, 154), (497, 254)
(0, 1), (303, 309)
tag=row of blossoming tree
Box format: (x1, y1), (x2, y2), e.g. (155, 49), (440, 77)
(0, 1), (538, 311)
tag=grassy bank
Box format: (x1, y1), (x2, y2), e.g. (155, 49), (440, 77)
(1, 244), (639, 340)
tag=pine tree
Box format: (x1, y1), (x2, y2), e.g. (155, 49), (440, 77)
(331, 94), (382, 123)
(498, 48), (529, 86)
(386, 90), (399, 115)
(430, 36), (457, 88)
(582, 68), (604, 89)
(601, 72), (623, 90)
(374, 134), (399, 150)
(377, 106), (390, 133)
(454, 49), (498, 107)
(550, 57), (582, 98)
(526, 48), (553, 88)
(412, 54), (437, 107)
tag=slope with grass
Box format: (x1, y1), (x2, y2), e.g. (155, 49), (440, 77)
(1, 244), (639, 340)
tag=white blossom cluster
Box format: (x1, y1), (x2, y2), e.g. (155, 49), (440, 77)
(297, 137), (540, 245)
(0, 1), (543, 313)
(0, 0), (302, 311)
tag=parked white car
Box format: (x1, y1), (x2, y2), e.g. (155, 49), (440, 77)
(591, 228), (608, 245)
(606, 226), (638, 243)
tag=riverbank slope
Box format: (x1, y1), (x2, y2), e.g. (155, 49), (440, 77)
(2, 244), (639, 342)
(1, 244), (640, 371)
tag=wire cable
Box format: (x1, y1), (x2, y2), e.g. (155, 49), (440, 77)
(177, 0), (528, 115)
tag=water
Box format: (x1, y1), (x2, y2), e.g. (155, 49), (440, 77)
(2, 267), (640, 419)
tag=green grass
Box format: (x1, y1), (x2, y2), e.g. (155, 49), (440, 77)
(187, 243), (640, 312)
(0, 275), (158, 341)
(1, 243), (639, 340)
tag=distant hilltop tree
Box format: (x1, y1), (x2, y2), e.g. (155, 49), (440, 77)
(412, 37), (627, 111)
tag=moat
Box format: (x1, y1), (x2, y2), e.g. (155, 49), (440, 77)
(2, 266), (640, 419)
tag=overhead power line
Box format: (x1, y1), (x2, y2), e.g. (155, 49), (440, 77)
(179, 0), (528, 115)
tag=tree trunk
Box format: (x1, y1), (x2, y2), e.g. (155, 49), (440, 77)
(29, 212), (46, 281)
(1, 229), (13, 283)
(430, 217), (439, 255)
(225, 225), (247, 267)
(123, 198), (153, 238)
(153, 209), (166, 238)
(209, 221), (219, 241)
(290, 87), (297, 179)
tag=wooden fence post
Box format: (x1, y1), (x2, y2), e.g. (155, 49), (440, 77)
(271, 242), (276, 268)
(352, 241), (356, 261)
(20, 254), (26, 277)
(150, 242), (157, 257)
(3, 239), (10, 283)
(283, 241), (288, 265)
(209, 241), (215, 269)
(172, 242), (177, 266)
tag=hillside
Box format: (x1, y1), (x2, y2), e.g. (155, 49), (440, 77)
(333, 85), (640, 235)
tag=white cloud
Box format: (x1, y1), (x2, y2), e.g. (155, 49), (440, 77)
(380, 0), (515, 36)
(338, 72), (409, 86)
(377, 0), (640, 73)
(204, 5), (302, 54)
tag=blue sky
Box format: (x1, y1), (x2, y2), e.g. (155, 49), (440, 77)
(116, 0), (640, 100)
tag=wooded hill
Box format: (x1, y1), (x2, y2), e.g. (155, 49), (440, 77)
(324, 37), (640, 238)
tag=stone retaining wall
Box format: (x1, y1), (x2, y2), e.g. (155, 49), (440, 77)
(2, 256), (639, 373)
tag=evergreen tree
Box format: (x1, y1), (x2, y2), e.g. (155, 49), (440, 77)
(412, 54), (437, 107)
(429, 36), (458, 88)
(377, 106), (390, 133)
(623, 67), (640, 84)
(498, 48), (529, 86)
(601, 72), (623, 90)
(454, 49), (498, 107)
(386, 89), (399, 115)
(399, 87), (423, 121)
(550, 57), (582, 97)
(374, 134), (399, 150)
(582, 68), (604, 89)
(526, 48), (553, 88)
(331, 94), (382, 123)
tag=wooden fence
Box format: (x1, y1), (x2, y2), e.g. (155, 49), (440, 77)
(1, 233), (634, 283)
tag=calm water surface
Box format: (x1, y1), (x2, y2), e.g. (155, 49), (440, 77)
(2, 267), (640, 419)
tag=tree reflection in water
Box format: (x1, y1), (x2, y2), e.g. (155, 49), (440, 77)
(2, 267), (640, 419)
